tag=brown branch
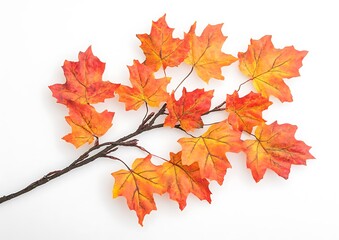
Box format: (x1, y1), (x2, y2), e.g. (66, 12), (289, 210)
(0, 108), (166, 205)
(0, 144), (104, 204)
(0, 102), (214, 205)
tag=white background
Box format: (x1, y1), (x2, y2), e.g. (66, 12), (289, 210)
(0, 0), (338, 239)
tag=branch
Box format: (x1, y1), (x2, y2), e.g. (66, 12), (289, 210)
(0, 99), (221, 205)
(0, 143), (110, 204)
(0, 108), (165, 205)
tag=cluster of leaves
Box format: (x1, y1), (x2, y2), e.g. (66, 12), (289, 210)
(49, 15), (314, 225)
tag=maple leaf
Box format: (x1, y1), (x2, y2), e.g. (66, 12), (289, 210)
(137, 14), (190, 71)
(238, 35), (308, 102)
(244, 121), (314, 182)
(63, 102), (114, 148)
(184, 22), (237, 83)
(111, 155), (165, 226)
(164, 88), (214, 131)
(178, 122), (243, 184)
(49, 46), (119, 105)
(116, 60), (170, 110)
(159, 151), (211, 210)
(226, 91), (272, 132)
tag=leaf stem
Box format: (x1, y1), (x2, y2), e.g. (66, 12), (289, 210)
(237, 78), (253, 92)
(103, 156), (132, 171)
(203, 121), (223, 126)
(132, 145), (170, 163)
(174, 66), (194, 93)
(174, 125), (195, 137)
(203, 101), (226, 116)
(163, 67), (167, 77)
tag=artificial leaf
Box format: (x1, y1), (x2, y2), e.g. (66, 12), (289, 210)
(63, 102), (114, 148)
(178, 122), (243, 184)
(226, 91), (272, 132)
(244, 121), (314, 182)
(116, 60), (170, 110)
(49, 46), (119, 105)
(238, 35), (308, 102)
(164, 88), (214, 132)
(159, 151), (211, 210)
(137, 14), (190, 71)
(111, 155), (165, 226)
(184, 22), (237, 83)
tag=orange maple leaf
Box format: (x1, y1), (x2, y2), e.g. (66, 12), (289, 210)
(159, 151), (211, 210)
(137, 14), (190, 71)
(244, 121), (314, 182)
(62, 102), (114, 148)
(184, 22), (237, 83)
(178, 122), (243, 184)
(111, 155), (165, 226)
(116, 60), (170, 110)
(164, 88), (214, 132)
(49, 46), (118, 105)
(226, 91), (272, 132)
(238, 35), (308, 102)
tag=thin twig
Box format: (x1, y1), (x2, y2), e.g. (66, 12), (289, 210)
(141, 102), (149, 124)
(148, 104), (167, 126)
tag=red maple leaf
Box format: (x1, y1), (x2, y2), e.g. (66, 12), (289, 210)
(244, 121), (314, 182)
(164, 88), (213, 131)
(49, 46), (118, 105)
(226, 91), (272, 132)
